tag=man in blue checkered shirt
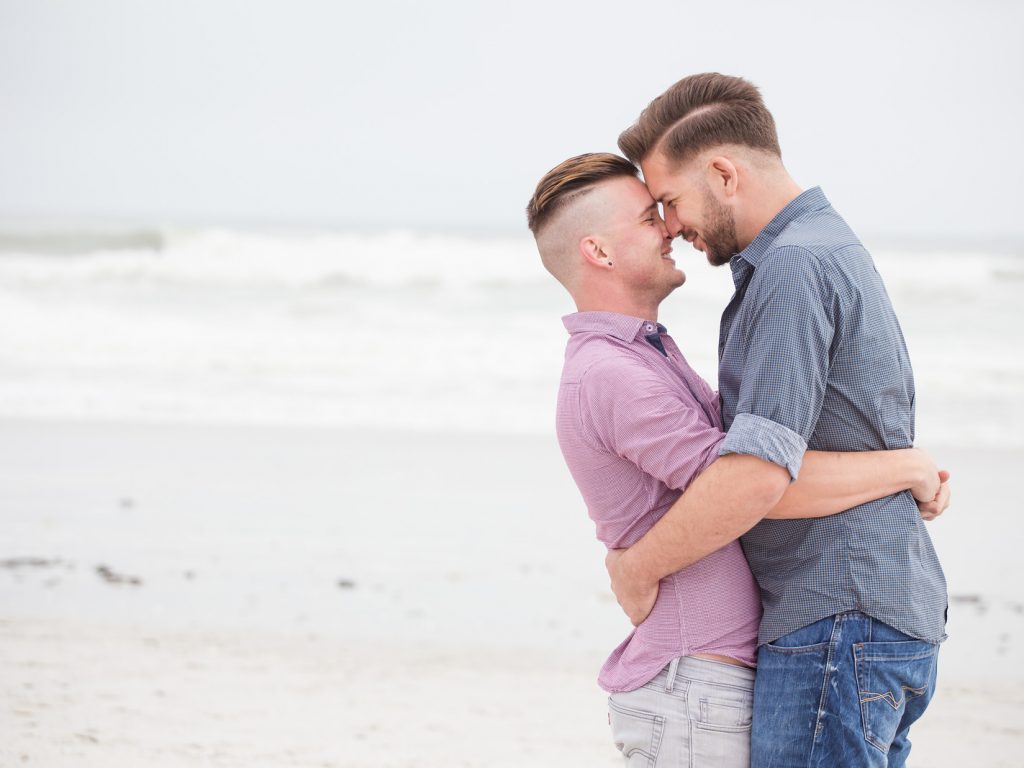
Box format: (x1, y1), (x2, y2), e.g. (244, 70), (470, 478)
(606, 73), (948, 767)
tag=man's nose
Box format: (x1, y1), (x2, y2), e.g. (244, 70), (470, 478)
(664, 207), (682, 237)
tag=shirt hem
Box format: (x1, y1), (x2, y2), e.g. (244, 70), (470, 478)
(758, 605), (949, 647)
(598, 649), (758, 693)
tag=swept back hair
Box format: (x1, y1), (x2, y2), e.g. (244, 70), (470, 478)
(618, 73), (781, 167)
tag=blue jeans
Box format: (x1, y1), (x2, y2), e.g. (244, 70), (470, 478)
(751, 612), (939, 767)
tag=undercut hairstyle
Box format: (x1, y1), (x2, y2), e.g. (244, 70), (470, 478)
(617, 73), (782, 167)
(526, 152), (638, 235)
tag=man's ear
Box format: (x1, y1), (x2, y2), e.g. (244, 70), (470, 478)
(706, 155), (739, 199)
(579, 236), (613, 269)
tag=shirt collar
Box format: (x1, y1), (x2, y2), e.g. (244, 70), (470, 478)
(729, 186), (830, 286)
(562, 311), (666, 342)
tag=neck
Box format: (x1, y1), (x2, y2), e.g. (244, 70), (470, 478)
(736, 172), (804, 250)
(573, 285), (661, 322)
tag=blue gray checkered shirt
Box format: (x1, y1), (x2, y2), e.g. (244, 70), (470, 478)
(718, 187), (947, 645)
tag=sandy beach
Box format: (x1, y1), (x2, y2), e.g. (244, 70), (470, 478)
(1, 420), (1021, 767)
(2, 1), (1021, 764)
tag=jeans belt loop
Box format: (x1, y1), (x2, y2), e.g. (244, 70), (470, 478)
(665, 656), (681, 693)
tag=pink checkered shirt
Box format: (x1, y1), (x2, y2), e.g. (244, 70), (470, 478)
(556, 311), (761, 692)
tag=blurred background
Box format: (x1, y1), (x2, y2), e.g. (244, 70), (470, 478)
(1, 1), (1022, 766)
(0, 0), (1021, 440)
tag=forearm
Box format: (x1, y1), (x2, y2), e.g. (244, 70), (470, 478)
(766, 448), (925, 519)
(618, 453), (789, 586)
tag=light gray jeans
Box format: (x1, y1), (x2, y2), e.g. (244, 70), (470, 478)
(607, 656), (755, 767)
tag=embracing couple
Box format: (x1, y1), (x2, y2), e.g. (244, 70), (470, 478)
(526, 73), (949, 767)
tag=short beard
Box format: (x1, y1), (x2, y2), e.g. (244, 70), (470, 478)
(701, 188), (740, 267)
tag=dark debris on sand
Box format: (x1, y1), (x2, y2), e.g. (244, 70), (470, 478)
(0, 557), (64, 569)
(95, 564), (143, 586)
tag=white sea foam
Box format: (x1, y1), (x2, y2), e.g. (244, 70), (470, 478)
(0, 229), (1020, 446)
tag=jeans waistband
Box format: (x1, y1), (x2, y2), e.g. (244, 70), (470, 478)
(649, 655), (756, 693)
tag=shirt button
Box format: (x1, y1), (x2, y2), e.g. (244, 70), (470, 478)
(645, 324), (654, 332)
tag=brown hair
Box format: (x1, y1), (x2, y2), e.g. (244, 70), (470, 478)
(526, 152), (638, 235)
(617, 73), (781, 167)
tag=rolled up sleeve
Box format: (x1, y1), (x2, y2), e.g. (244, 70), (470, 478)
(719, 247), (836, 480)
(720, 412), (807, 480)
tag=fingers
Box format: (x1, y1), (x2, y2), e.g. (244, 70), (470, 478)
(628, 602), (649, 626)
(611, 587), (657, 625)
(917, 482), (950, 521)
(612, 592), (650, 626)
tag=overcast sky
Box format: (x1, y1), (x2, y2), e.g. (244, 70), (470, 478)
(1, 0), (1021, 242)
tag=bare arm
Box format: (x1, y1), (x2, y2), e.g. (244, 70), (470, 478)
(611, 453), (790, 607)
(766, 448), (933, 519)
(608, 450), (946, 625)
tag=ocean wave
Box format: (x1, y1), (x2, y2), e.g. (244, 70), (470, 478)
(1, 228), (1017, 294)
(0, 228), (1019, 443)
(0, 229), (554, 291)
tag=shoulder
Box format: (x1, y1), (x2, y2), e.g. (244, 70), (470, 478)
(565, 331), (632, 370)
(568, 343), (687, 421)
(760, 242), (824, 271)
(562, 335), (654, 399)
(748, 244), (830, 295)
(775, 203), (861, 254)
(577, 348), (662, 399)
(738, 246), (846, 331)
(767, 205), (866, 283)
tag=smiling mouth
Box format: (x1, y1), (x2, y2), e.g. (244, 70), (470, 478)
(680, 228), (704, 252)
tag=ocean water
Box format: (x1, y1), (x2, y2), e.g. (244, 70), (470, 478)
(0, 228), (1020, 446)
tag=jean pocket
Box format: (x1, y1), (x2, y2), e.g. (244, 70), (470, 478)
(853, 640), (938, 753)
(762, 640), (831, 655)
(608, 698), (666, 767)
(695, 696), (752, 733)
(761, 638), (831, 655)
(691, 691), (752, 767)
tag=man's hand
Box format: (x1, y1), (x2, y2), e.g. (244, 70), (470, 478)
(605, 548), (659, 627)
(909, 449), (941, 503)
(917, 470), (951, 521)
